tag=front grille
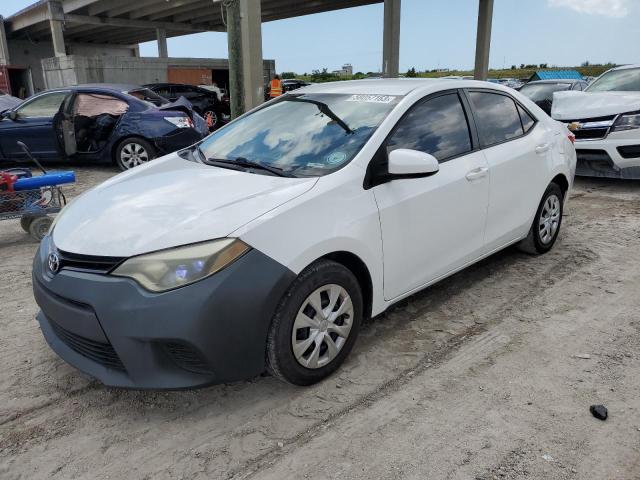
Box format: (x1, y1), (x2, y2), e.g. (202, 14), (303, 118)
(163, 342), (213, 375)
(50, 320), (125, 371)
(56, 249), (125, 274)
(574, 128), (609, 140)
(565, 115), (616, 141)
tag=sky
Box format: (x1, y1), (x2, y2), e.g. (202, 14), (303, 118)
(1, 0), (638, 73)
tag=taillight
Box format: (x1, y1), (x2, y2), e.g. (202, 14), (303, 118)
(567, 133), (575, 144)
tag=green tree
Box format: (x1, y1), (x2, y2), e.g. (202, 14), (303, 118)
(280, 71), (297, 79)
(406, 67), (418, 77)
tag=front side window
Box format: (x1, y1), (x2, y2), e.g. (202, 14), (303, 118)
(199, 93), (399, 177)
(587, 68), (640, 92)
(16, 91), (68, 118)
(469, 92), (523, 147)
(387, 93), (472, 162)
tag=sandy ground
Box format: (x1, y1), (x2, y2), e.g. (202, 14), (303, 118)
(0, 166), (638, 480)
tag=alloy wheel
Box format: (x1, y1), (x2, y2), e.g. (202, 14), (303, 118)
(291, 284), (354, 369)
(204, 110), (218, 130)
(120, 142), (150, 169)
(539, 194), (560, 244)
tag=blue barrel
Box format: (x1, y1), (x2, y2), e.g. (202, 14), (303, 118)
(14, 172), (76, 191)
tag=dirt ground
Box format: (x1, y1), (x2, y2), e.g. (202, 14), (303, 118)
(0, 166), (638, 480)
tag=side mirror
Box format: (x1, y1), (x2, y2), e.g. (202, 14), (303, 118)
(388, 149), (439, 177)
(7, 111), (18, 121)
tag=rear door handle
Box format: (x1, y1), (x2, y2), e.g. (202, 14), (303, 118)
(535, 143), (551, 154)
(466, 167), (488, 181)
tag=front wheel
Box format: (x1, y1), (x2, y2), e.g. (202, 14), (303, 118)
(266, 260), (363, 386)
(518, 182), (564, 254)
(115, 138), (156, 171)
(202, 109), (219, 131)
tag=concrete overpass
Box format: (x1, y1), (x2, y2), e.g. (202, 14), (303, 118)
(1, 0), (495, 115)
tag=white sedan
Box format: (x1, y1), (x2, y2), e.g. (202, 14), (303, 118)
(552, 64), (640, 179)
(33, 79), (576, 388)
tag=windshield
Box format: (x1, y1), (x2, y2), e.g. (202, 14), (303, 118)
(519, 83), (571, 102)
(198, 93), (399, 177)
(587, 68), (640, 92)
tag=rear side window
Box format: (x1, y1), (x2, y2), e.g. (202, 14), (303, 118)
(517, 104), (535, 133)
(387, 93), (472, 162)
(469, 92), (524, 147)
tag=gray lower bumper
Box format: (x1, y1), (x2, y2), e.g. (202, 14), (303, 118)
(33, 236), (295, 389)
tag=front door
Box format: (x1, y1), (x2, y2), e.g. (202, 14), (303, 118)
(0, 90), (69, 160)
(372, 91), (490, 300)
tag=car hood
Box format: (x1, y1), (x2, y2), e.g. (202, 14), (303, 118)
(53, 155), (317, 257)
(551, 91), (640, 120)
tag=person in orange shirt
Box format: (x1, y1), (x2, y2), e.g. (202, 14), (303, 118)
(269, 75), (283, 98)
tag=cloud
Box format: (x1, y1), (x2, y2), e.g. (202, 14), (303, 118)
(548, 0), (630, 18)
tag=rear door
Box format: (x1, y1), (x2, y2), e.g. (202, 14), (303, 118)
(0, 90), (70, 160)
(465, 90), (551, 250)
(373, 91), (490, 300)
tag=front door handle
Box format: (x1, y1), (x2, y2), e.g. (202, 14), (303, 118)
(535, 143), (551, 154)
(466, 167), (488, 181)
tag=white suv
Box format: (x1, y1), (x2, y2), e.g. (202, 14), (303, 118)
(552, 64), (640, 179)
(33, 79), (576, 388)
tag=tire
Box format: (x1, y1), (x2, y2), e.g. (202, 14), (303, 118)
(20, 215), (36, 233)
(518, 182), (564, 255)
(115, 137), (156, 171)
(266, 259), (363, 386)
(29, 216), (53, 241)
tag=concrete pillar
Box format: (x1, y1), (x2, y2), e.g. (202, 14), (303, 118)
(473, 0), (494, 80)
(226, 0), (264, 118)
(382, 0), (401, 78)
(156, 28), (168, 58)
(0, 16), (10, 65)
(240, 0), (264, 110)
(48, 1), (66, 57)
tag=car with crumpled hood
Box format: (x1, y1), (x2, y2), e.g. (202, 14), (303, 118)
(0, 84), (209, 170)
(552, 64), (640, 179)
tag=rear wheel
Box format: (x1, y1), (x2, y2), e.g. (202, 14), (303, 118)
(266, 260), (363, 386)
(115, 138), (156, 171)
(518, 182), (563, 254)
(20, 215), (36, 233)
(203, 109), (219, 131)
(29, 216), (52, 241)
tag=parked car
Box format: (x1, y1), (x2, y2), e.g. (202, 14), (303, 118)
(0, 89), (21, 111)
(552, 64), (640, 178)
(0, 84), (209, 170)
(519, 79), (588, 115)
(33, 79), (575, 389)
(145, 83), (230, 131)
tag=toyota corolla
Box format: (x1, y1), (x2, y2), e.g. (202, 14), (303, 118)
(33, 79), (576, 388)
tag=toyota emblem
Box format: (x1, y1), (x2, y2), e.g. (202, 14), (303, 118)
(48, 252), (60, 274)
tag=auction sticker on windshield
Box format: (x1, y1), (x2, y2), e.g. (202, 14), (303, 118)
(346, 94), (396, 104)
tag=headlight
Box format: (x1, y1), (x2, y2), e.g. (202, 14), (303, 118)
(112, 239), (249, 292)
(612, 111), (640, 132)
(164, 116), (194, 129)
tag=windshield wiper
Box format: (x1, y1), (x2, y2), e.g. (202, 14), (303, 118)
(284, 97), (354, 135)
(206, 157), (294, 177)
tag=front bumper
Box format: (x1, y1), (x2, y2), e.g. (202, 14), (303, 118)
(33, 236), (295, 389)
(573, 130), (640, 178)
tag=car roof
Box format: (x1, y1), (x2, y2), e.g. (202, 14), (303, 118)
(609, 64), (640, 71)
(297, 78), (506, 96)
(524, 79), (581, 85)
